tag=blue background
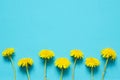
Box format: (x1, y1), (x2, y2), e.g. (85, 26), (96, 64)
(0, 0), (120, 80)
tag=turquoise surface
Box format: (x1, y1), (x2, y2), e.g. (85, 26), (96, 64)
(0, 0), (120, 80)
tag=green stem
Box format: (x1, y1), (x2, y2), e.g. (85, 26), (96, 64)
(60, 69), (63, 80)
(26, 66), (30, 80)
(72, 58), (77, 80)
(9, 56), (16, 80)
(91, 67), (94, 80)
(101, 58), (109, 80)
(44, 59), (47, 80)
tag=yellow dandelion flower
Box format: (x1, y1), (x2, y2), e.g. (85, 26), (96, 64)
(18, 58), (33, 67)
(85, 57), (100, 68)
(2, 48), (16, 80)
(2, 48), (14, 57)
(70, 49), (84, 59)
(55, 58), (70, 80)
(70, 49), (84, 80)
(18, 58), (33, 80)
(39, 50), (55, 59)
(101, 48), (117, 80)
(55, 58), (70, 69)
(101, 48), (116, 60)
(85, 57), (100, 80)
(39, 50), (55, 80)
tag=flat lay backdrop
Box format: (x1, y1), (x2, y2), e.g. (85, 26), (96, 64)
(0, 0), (120, 80)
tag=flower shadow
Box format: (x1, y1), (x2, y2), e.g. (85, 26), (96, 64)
(3, 53), (16, 62)
(101, 57), (117, 68)
(85, 66), (100, 75)
(39, 57), (55, 66)
(55, 67), (70, 77)
(39, 57), (55, 76)
(18, 65), (34, 75)
(70, 57), (84, 65)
